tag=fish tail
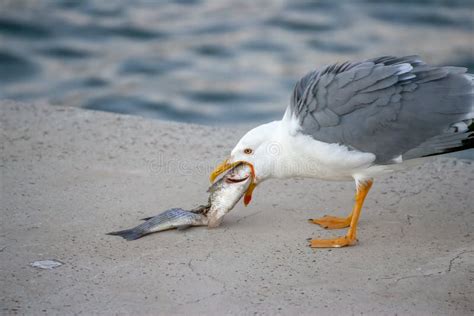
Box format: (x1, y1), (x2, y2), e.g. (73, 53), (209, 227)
(106, 228), (144, 241)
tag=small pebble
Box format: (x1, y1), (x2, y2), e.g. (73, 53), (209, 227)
(30, 260), (63, 270)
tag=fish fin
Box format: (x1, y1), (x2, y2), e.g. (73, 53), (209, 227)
(176, 225), (191, 231)
(106, 229), (143, 241)
(140, 216), (154, 221)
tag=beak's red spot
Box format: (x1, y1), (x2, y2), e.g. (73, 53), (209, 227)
(244, 193), (252, 206)
(243, 181), (257, 207)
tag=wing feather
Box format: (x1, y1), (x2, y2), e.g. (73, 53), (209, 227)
(288, 56), (474, 163)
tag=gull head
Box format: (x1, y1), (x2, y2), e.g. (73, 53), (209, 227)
(209, 121), (282, 205)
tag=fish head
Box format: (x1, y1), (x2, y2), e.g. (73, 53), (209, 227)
(207, 162), (253, 227)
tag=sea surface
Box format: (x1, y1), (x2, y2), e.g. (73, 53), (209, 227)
(0, 0), (473, 127)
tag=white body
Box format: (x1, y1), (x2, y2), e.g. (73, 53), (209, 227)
(229, 110), (418, 186)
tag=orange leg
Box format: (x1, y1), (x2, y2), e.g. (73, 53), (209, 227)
(309, 190), (359, 229)
(309, 179), (373, 248)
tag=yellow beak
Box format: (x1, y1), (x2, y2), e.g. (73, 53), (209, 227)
(209, 158), (257, 206)
(209, 159), (241, 183)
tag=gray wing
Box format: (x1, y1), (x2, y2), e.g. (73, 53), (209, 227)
(289, 56), (474, 164)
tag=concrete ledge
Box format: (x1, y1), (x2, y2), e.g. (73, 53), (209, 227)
(1, 101), (473, 315)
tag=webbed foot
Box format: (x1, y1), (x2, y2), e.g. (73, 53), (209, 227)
(309, 236), (357, 248)
(308, 215), (351, 229)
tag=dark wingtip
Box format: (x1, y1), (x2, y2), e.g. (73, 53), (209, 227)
(106, 229), (143, 241)
(140, 216), (153, 221)
(422, 132), (474, 158)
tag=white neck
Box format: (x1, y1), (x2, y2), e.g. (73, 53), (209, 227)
(264, 119), (315, 179)
(264, 118), (375, 181)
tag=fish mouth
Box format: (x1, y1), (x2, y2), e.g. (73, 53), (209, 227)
(210, 160), (255, 183)
(225, 174), (250, 184)
(209, 159), (242, 183)
(210, 160), (257, 206)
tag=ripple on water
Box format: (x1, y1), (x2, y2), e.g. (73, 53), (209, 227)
(185, 90), (269, 104)
(364, 0), (474, 9)
(174, 0), (200, 5)
(267, 16), (342, 32)
(57, 77), (109, 92)
(0, 51), (38, 83)
(193, 44), (233, 58)
(0, 17), (52, 39)
(118, 58), (188, 76)
(54, 0), (124, 16)
(369, 7), (474, 30)
(83, 96), (208, 123)
(216, 106), (283, 124)
(80, 77), (109, 88)
(192, 23), (238, 35)
(240, 40), (288, 53)
(287, 1), (340, 12)
(307, 39), (361, 54)
(37, 46), (95, 59)
(64, 23), (166, 41)
(80, 4), (124, 17)
(106, 25), (164, 40)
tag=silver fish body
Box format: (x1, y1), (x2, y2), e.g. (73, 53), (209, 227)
(206, 163), (252, 227)
(107, 208), (208, 240)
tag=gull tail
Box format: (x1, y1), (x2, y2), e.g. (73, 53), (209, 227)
(106, 228), (144, 241)
(420, 119), (473, 158)
(403, 72), (474, 159)
(403, 120), (474, 159)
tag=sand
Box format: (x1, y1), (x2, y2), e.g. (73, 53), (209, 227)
(1, 101), (473, 315)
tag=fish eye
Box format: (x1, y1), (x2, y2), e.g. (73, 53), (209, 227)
(244, 148), (253, 155)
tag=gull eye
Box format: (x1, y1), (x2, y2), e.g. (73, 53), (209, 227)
(244, 148), (253, 155)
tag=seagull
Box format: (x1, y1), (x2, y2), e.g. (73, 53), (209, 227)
(210, 55), (473, 248)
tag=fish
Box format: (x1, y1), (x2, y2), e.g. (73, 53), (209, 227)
(205, 162), (253, 227)
(107, 162), (253, 240)
(107, 208), (208, 240)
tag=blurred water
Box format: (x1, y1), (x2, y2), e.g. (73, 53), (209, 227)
(0, 0), (473, 126)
